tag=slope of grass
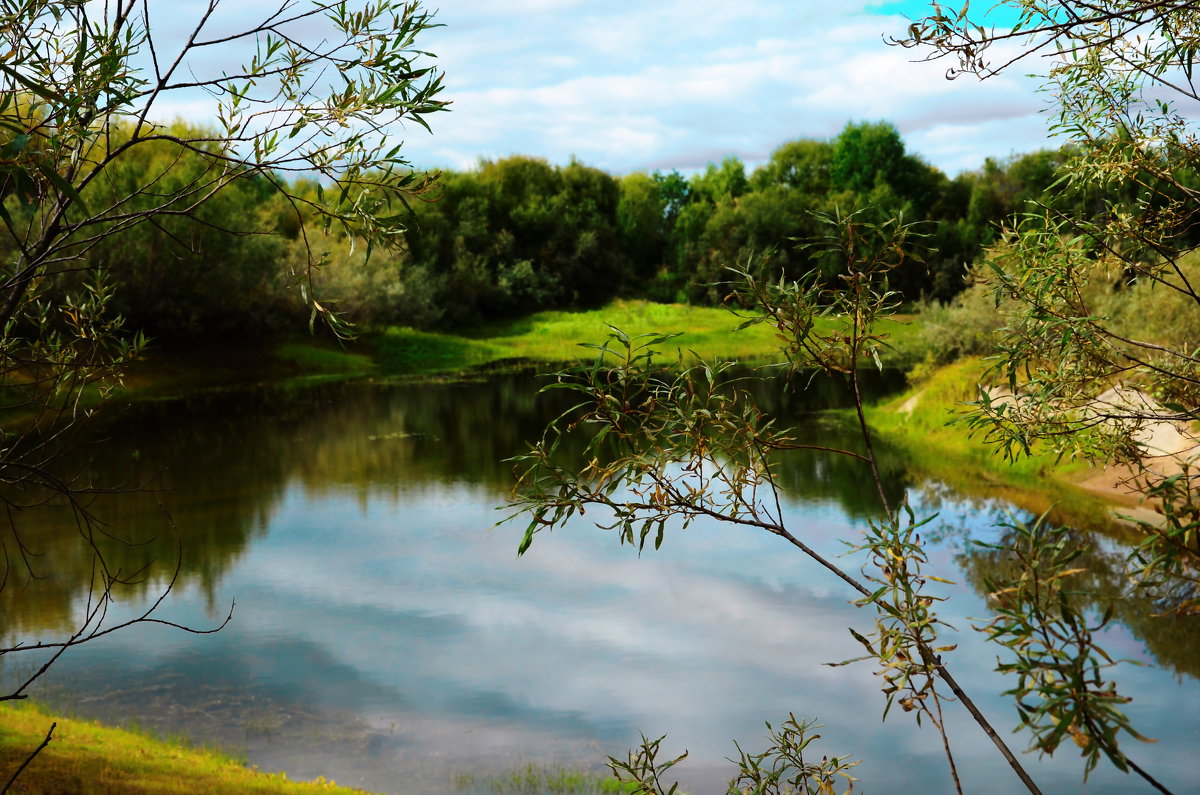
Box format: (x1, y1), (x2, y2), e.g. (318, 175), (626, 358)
(376, 300), (924, 376)
(866, 358), (1124, 531)
(273, 341), (376, 374)
(0, 702), (630, 795)
(0, 702), (366, 795)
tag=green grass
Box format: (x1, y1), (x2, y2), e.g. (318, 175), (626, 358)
(451, 762), (634, 794)
(0, 702), (368, 794)
(0, 702), (637, 795)
(374, 299), (924, 376)
(375, 326), (499, 374)
(273, 342), (376, 374)
(866, 357), (1126, 531)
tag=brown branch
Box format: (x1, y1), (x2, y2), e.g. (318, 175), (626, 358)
(1, 721), (54, 795)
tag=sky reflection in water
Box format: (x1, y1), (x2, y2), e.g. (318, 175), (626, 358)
(8, 375), (1199, 795)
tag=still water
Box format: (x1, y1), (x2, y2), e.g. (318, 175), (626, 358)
(3, 372), (1198, 794)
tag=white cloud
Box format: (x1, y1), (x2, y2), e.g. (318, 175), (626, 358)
(135, 0), (1057, 175)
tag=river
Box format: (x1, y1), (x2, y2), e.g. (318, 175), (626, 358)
(2, 371), (1197, 794)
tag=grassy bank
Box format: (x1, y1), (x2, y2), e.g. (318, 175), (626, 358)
(866, 358), (1138, 533)
(104, 300), (803, 399)
(374, 300), (787, 375)
(0, 702), (366, 794)
(373, 300), (923, 375)
(95, 300), (929, 399)
(0, 702), (630, 795)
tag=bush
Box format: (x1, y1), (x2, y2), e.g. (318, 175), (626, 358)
(1104, 253), (1200, 354)
(916, 269), (1013, 364)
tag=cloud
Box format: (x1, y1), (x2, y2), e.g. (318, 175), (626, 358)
(394, 2), (1057, 174)
(137, 1), (1057, 175)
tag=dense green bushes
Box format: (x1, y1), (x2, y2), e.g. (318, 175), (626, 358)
(916, 244), (1200, 371)
(5, 118), (1154, 345)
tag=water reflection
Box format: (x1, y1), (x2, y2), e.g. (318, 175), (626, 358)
(1, 371), (1197, 794)
(1, 368), (909, 636)
(954, 517), (1200, 681)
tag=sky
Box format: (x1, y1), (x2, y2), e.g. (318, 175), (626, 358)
(152, 0), (1061, 177)
(403, 0), (1057, 176)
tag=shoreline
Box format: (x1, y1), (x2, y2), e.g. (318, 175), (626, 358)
(117, 336), (1171, 533)
(869, 358), (1189, 535)
(0, 702), (628, 795)
(0, 701), (370, 795)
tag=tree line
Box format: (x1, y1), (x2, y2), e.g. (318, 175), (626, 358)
(5, 118), (1188, 343)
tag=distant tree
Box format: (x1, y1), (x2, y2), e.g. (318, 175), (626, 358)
(80, 131), (294, 340)
(690, 155), (749, 202)
(617, 172), (667, 287)
(749, 139), (835, 193)
(554, 159), (624, 302)
(831, 121), (908, 195)
(652, 169), (692, 225)
(401, 156), (624, 324)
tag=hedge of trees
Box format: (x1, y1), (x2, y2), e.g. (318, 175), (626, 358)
(393, 120), (1073, 325)
(7, 118), (1170, 342)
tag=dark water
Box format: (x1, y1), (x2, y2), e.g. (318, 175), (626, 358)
(2, 371), (1198, 794)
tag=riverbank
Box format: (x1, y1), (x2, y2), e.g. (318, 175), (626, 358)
(0, 702), (631, 795)
(109, 299), (802, 400)
(866, 357), (1180, 533)
(125, 298), (926, 386)
(112, 305), (1159, 532)
(0, 702), (366, 794)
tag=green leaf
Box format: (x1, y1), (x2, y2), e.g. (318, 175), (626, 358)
(1, 133), (29, 157)
(847, 627), (875, 654)
(0, 63), (69, 103)
(35, 164), (90, 215)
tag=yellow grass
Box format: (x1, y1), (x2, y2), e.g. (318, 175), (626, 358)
(0, 702), (367, 795)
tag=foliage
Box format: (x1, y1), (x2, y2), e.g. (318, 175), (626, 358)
(726, 716), (859, 795)
(889, 2), (1200, 791)
(971, 516), (1159, 781)
(899, 0), (1200, 452)
(916, 266), (1017, 365)
(831, 121), (911, 197)
(1103, 253), (1200, 357)
(78, 130), (297, 339)
(1128, 464), (1200, 617)
(0, 0), (444, 336)
(0, 0), (444, 787)
(506, 213), (1047, 794)
(899, 1), (1200, 615)
(838, 507), (959, 735)
(402, 157), (625, 326)
(607, 718), (858, 795)
(336, 130), (1097, 330)
(606, 735), (688, 795)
